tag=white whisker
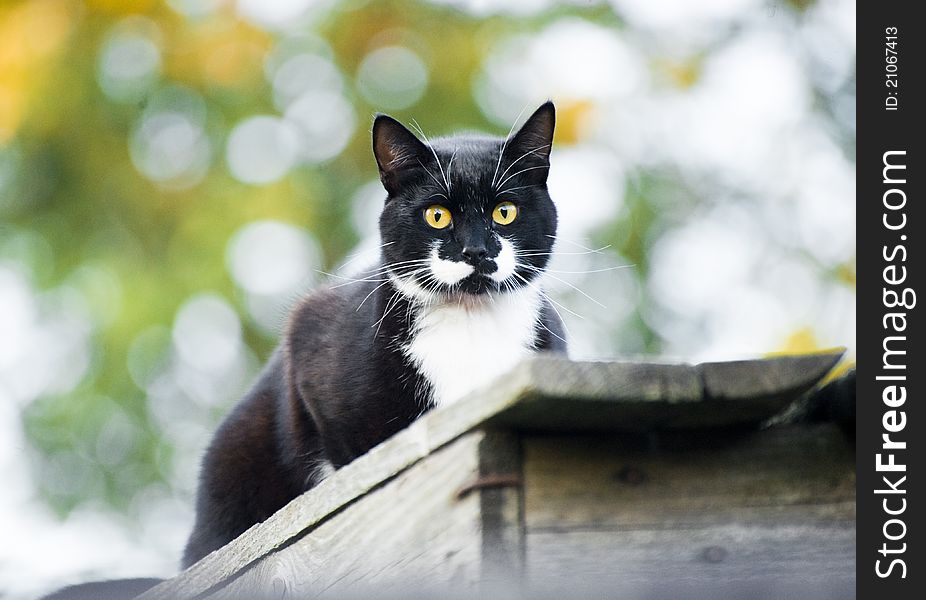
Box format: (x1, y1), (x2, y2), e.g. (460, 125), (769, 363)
(521, 265), (606, 308)
(545, 265), (636, 274)
(356, 280), (393, 312)
(496, 184), (540, 197)
(496, 165), (550, 191)
(317, 271), (391, 288)
(446, 148), (458, 194)
(492, 104), (530, 188)
(545, 235), (599, 252)
(511, 271), (584, 322)
(494, 144), (550, 191)
(515, 244), (612, 257)
(535, 314), (568, 346)
(417, 158), (446, 191)
(373, 288), (404, 337)
(410, 119), (450, 195)
(336, 240), (396, 273)
(324, 257), (433, 289)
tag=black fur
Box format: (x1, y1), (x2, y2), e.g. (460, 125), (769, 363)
(181, 103), (566, 567)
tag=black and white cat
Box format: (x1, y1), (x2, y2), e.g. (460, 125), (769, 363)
(181, 102), (566, 567)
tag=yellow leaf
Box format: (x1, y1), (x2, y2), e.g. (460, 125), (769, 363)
(0, 0), (78, 142)
(84, 0), (157, 14)
(775, 327), (820, 355)
(653, 57), (702, 89)
(553, 99), (594, 146)
(767, 328), (854, 385)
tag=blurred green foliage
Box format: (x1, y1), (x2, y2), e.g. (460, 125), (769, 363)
(2, 0), (623, 518)
(1, 0), (854, 527)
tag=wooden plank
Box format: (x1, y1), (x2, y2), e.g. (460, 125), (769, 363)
(525, 522), (855, 593)
(210, 432), (486, 599)
(521, 424), (855, 592)
(472, 431), (524, 595)
(137, 419), (437, 600)
(523, 425), (854, 531)
(492, 351), (845, 431)
(699, 352), (847, 401)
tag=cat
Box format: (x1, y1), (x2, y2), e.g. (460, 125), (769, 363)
(181, 101), (566, 567)
(42, 103), (564, 600)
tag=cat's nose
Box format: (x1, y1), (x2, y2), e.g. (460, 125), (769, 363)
(461, 245), (488, 265)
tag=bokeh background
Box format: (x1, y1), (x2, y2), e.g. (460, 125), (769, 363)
(0, 0), (854, 596)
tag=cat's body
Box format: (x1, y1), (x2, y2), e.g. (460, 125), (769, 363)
(183, 273), (565, 565)
(182, 103), (566, 567)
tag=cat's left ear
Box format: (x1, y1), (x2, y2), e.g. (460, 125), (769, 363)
(372, 115), (430, 196)
(501, 101), (555, 185)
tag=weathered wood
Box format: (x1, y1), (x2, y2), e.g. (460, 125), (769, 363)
(138, 369), (536, 600)
(138, 419), (438, 600)
(490, 350), (844, 431)
(213, 432), (486, 598)
(473, 431), (524, 595)
(138, 353), (848, 599)
(521, 424), (855, 594)
(522, 425), (855, 530)
(525, 523), (855, 592)
(698, 351), (846, 402)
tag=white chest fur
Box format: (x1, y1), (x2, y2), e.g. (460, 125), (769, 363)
(403, 287), (542, 409)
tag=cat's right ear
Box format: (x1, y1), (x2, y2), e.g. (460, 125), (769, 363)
(372, 115), (429, 196)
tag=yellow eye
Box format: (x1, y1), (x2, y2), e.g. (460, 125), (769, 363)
(424, 205), (452, 229)
(492, 201), (518, 225)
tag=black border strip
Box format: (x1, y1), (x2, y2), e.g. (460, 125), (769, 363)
(858, 2), (922, 597)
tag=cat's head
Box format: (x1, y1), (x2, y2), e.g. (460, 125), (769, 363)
(372, 102), (557, 301)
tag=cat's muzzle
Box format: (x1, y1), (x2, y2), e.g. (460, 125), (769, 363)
(457, 267), (500, 295)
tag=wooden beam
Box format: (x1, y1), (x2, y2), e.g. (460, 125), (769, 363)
(138, 352), (846, 598)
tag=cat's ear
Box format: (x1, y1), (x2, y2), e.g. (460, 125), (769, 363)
(501, 101), (555, 186)
(372, 115), (429, 196)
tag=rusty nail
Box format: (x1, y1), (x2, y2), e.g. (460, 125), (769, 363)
(615, 466), (647, 485)
(702, 545), (728, 564)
